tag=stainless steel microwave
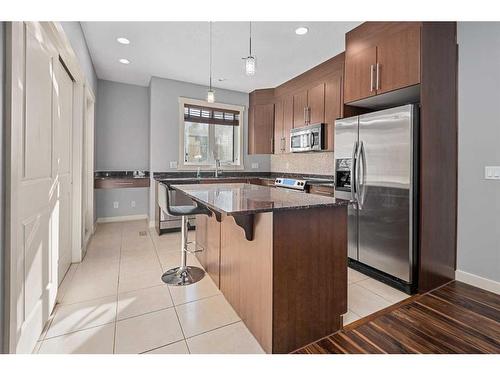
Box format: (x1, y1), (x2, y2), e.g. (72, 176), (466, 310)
(290, 123), (325, 152)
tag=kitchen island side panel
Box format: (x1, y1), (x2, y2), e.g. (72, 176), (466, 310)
(272, 205), (348, 353)
(220, 213), (274, 353)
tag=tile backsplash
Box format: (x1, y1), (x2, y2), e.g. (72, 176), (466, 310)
(270, 152), (334, 176)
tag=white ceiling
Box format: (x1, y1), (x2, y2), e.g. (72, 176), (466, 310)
(81, 22), (361, 93)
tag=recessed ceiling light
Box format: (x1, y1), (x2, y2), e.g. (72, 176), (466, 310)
(295, 27), (309, 35)
(117, 37), (130, 45)
(119, 58), (130, 65)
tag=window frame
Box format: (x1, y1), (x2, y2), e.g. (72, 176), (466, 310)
(178, 97), (245, 171)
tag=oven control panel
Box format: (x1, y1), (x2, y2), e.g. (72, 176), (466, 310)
(274, 178), (307, 190)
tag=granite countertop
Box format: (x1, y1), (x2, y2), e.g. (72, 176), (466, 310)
(155, 172), (334, 185)
(170, 183), (348, 215)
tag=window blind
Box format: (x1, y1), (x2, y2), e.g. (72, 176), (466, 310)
(184, 104), (240, 126)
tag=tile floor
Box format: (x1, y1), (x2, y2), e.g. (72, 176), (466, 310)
(344, 267), (409, 325)
(35, 219), (409, 354)
(35, 220), (263, 354)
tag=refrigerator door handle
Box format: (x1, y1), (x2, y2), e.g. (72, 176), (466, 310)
(350, 140), (358, 202)
(357, 141), (367, 208)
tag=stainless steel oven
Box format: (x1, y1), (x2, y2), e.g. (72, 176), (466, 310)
(290, 123), (325, 152)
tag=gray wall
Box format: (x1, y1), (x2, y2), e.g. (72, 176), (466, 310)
(149, 76), (269, 173)
(148, 76), (270, 219)
(0, 21), (5, 354)
(60, 22), (98, 94)
(95, 79), (150, 219)
(96, 80), (149, 171)
(457, 22), (500, 283)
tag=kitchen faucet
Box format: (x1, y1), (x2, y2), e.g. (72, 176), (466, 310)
(215, 159), (221, 178)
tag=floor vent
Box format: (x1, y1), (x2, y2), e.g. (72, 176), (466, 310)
(139, 231), (147, 237)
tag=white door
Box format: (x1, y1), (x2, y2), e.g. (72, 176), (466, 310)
(53, 59), (74, 285)
(8, 22), (57, 353)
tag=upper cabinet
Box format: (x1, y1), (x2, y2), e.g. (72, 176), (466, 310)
(344, 22), (421, 104)
(248, 89), (275, 155)
(274, 53), (344, 153)
(293, 90), (308, 128)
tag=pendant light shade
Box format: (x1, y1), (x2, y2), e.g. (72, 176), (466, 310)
(244, 22), (256, 76)
(207, 21), (215, 103)
(245, 56), (256, 76)
(207, 89), (215, 103)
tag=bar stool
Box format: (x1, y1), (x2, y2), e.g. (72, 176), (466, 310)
(161, 185), (211, 286)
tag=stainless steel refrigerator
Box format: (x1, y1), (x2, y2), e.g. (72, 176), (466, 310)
(334, 104), (418, 292)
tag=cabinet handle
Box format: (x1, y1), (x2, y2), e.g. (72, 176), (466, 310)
(370, 65), (374, 92)
(303, 107), (307, 124)
(307, 107), (311, 124)
(376, 63), (380, 91)
(282, 137), (286, 152)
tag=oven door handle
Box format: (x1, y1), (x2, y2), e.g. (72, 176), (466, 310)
(310, 132), (315, 148)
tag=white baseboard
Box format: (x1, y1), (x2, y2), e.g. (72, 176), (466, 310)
(96, 214), (149, 223)
(455, 270), (500, 294)
(149, 220), (155, 228)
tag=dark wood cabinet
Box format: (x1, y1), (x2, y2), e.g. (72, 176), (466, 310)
(274, 95), (294, 153)
(344, 45), (377, 103)
(248, 89), (275, 155)
(273, 99), (284, 153)
(293, 90), (308, 128)
(377, 25), (420, 95)
(344, 22), (421, 104)
(324, 74), (343, 151)
(195, 214), (221, 287)
(292, 84), (326, 128)
(283, 95), (294, 153)
(250, 54), (343, 156)
(308, 83), (326, 124)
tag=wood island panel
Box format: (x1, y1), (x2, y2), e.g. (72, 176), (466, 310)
(195, 214), (221, 287)
(272, 206), (347, 353)
(220, 213), (274, 353)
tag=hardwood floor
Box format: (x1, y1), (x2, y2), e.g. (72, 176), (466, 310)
(294, 281), (500, 354)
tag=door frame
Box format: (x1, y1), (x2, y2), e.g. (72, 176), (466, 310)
(82, 84), (95, 252)
(4, 21), (94, 353)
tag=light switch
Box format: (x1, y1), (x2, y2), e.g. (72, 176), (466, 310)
(485, 166), (500, 180)
(170, 161), (178, 169)
(113, 201), (119, 209)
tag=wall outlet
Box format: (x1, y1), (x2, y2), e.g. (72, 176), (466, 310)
(113, 201), (119, 209)
(251, 162), (259, 169)
(131, 201), (136, 208)
(485, 166), (500, 180)
(170, 161), (178, 169)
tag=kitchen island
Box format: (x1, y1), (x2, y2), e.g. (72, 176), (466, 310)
(169, 182), (348, 353)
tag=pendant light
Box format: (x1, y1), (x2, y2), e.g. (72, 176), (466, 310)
(207, 21), (215, 103)
(244, 22), (256, 76)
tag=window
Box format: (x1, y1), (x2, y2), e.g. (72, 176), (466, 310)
(179, 98), (244, 169)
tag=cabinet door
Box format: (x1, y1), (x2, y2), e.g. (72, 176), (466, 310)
(307, 83), (325, 124)
(376, 24), (421, 95)
(344, 45), (377, 103)
(250, 103), (275, 154)
(248, 105), (255, 154)
(283, 95), (294, 153)
(293, 90), (308, 128)
(324, 74), (343, 151)
(273, 100), (284, 154)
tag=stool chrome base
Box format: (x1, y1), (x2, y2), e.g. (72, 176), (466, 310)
(161, 266), (205, 286)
